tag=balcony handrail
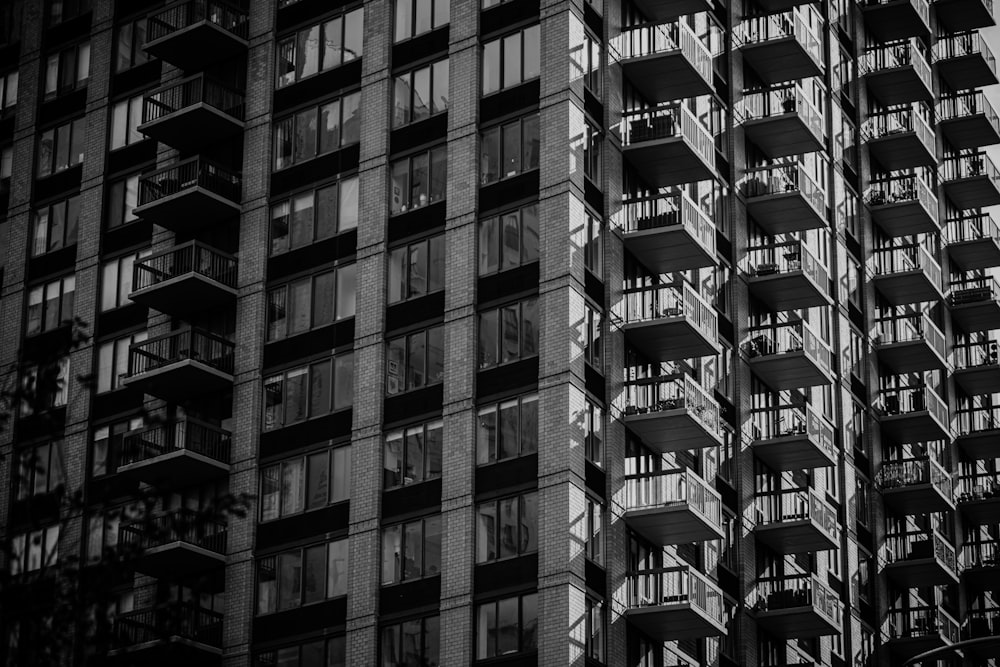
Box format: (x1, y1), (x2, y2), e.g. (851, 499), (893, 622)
(949, 275), (1000, 306)
(752, 573), (841, 625)
(934, 30), (997, 71)
(945, 212), (1000, 246)
(622, 374), (722, 436)
(865, 171), (937, 211)
(748, 403), (837, 456)
(942, 151), (1000, 183)
(876, 455), (953, 497)
(619, 192), (716, 258)
(952, 337), (999, 370)
(138, 157), (242, 206)
(623, 466), (723, 527)
(133, 240), (238, 293)
(871, 243), (941, 285)
(621, 104), (715, 169)
(127, 327), (236, 378)
(616, 20), (713, 85)
(861, 38), (932, 87)
(961, 536), (1000, 569)
(873, 312), (946, 361)
(142, 73), (246, 125)
(746, 240), (829, 288)
(147, 0), (249, 43)
(113, 601), (224, 649)
(955, 404), (1000, 434)
(120, 417), (232, 468)
(739, 82), (825, 138)
(938, 91), (1000, 132)
(743, 320), (833, 369)
(754, 486), (839, 538)
(626, 565), (725, 625)
(883, 529), (957, 572)
(742, 162), (827, 219)
(738, 7), (825, 67)
(119, 507), (227, 554)
(862, 104), (934, 148)
(621, 281), (718, 342)
(957, 469), (1000, 499)
(886, 606), (960, 642)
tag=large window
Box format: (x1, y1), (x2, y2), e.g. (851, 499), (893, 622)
(387, 235), (445, 304)
(115, 19), (149, 72)
(91, 416), (143, 476)
(256, 637), (346, 667)
(393, 59), (449, 128)
(47, 0), (91, 24)
(277, 8), (363, 88)
(43, 41), (89, 99)
(583, 304), (602, 368)
(390, 146), (447, 214)
(107, 172), (142, 229)
(266, 264), (357, 341)
(384, 419), (443, 489)
(32, 194), (80, 257)
(270, 177), (359, 255)
(9, 525), (60, 576)
(476, 393), (538, 464)
(584, 399), (603, 465)
(583, 209), (602, 277)
(585, 598), (605, 661)
(381, 616), (440, 667)
(478, 204), (539, 275)
(0, 70), (17, 113)
(21, 358), (69, 415)
(257, 538), (349, 614)
(15, 441), (65, 500)
(585, 496), (602, 565)
(583, 120), (601, 182)
(582, 31), (602, 95)
(26, 275), (75, 335)
(381, 515), (441, 585)
(263, 353), (354, 430)
(110, 94), (146, 150)
(100, 248), (151, 311)
(386, 325), (444, 395)
(394, 0), (449, 42)
(273, 92), (361, 170)
(482, 25), (540, 95)
(37, 117), (85, 177)
(478, 297), (538, 369)
(480, 114), (539, 185)
(475, 593), (538, 659)
(96, 330), (148, 393)
(260, 446), (351, 521)
(476, 491), (538, 563)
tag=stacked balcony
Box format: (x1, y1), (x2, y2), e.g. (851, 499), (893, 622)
(882, 530), (960, 587)
(957, 471), (1000, 524)
(117, 418), (231, 485)
(955, 405), (1000, 458)
(623, 467), (725, 545)
(866, 172), (940, 236)
(622, 282), (720, 361)
(630, 0), (715, 21)
(752, 574), (842, 638)
(945, 213), (1000, 270)
(932, 0), (995, 31)
(621, 105), (716, 186)
(876, 386), (951, 441)
(744, 161), (828, 235)
(130, 241), (238, 318)
(861, 39), (934, 106)
(741, 83), (825, 158)
(934, 32), (998, 90)
(139, 74), (245, 152)
(144, 0), (249, 71)
(744, 321), (833, 390)
(119, 509), (227, 580)
(884, 606), (960, 659)
(620, 192), (717, 274)
(949, 277), (1000, 331)
(625, 566), (727, 640)
(938, 92), (1000, 150)
(622, 375), (724, 452)
(124, 328), (235, 403)
(861, 0), (931, 40)
(753, 487), (839, 554)
(738, 8), (825, 84)
(952, 338), (1000, 394)
(870, 245), (943, 305)
(864, 105), (936, 170)
(134, 158), (242, 235)
(877, 456), (955, 513)
(619, 21), (713, 102)
(873, 313), (948, 374)
(962, 537), (1000, 591)
(745, 241), (832, 311)
(749, 404), (838, 470)
(963, 608), (1000, 659)
(941, 153), (1000, 209)
(109, 601), (223, 664)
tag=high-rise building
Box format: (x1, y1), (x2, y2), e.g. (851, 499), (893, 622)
(0, 0), (998, 665)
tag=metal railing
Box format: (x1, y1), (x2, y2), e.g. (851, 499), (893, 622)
(871, 244), (941, 286)
(743, 162), (827, 219)
(957, 470), (1000, 501)
(739, 82), (824, 138)
(949, 276), (1000, 306)
(961, 536), (1000, 569)
(863, 104), (934, 148)
(938, 91), (1000, 131)
(622, 374), (722, 437)
(621, 104), (715, 168)
(738, 7), (824, 68)
(952, 338), (999, 370)
(860, 38), (932, 88)
(143, 74), (245, 125)
(934, 31), (997, 72)
(623, 467), (722, 528)
(965, 608), (1000, 640)
(622, 281), (718, 343)
(133, 241), (238, 292)
(138, 157), (241, 206)
(754, 487), (839, 540)
(865, 172), (937, 212)
(743, 320), (833, 368)
(752, 573), (841, 626)
(873, 313), (946, 362)
(620, 192), (716, 258)
(148, 0), (249, 42)
(885, 606), (960, 642)
(616, 20), (713, 85)
(119, 508), (227, 554)
(626, 566), (725, 626)
(883, 530), (957, 573)
(746, 240), (828, 288)
(877, 456), (953, 497)
(128, 328), (235, 378)
(113, 601), (224, 649)
(748, 404), (837, 456)
(955, 405), (1000, 435)
(945, 212), (1000, 246)
(942, 151), (1000, 183)
(120, 418), (232, 468)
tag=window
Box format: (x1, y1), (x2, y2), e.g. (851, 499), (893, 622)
(478, 297), (538, 369)
(478, 204), (539, 275)
(585, 497), (602, 565)
(480, 115), (539, 185)
(107, 172), (142, 229)
(476, 593), (538, 659)
(0, 70), (17, 113)
(26, 275), (75, 335)
(96, 330), (148, 393)
(583, 120), (601, 182)
(393, 59), (448, 127)
(260, 446), (351, 521)
(582, 31), (602, 95)
(273, 92), (361, 170)
(584, 399), (603, 465)
(15, 441), (65, 500)
(270, 177), (359, 254)
(100, 248), (151, 311)
(583, 304), (602, 368)
(476, 393), (538, 464)
(482, 25), (540, 95)
(382, 515), (441, 584)
(110, 94), (146, 149)
(1, 145), (11, 179)
(381, 616), (439, 667)
(91, 416), (143, 476)
(276, 8), (364, 88)
(476, 491), (538, 563)
(263, 353), (354, 430)
(855, 476), (871, 527)
(115, 19), (148, 72)
(386, 325), (444, 394)
(37, 117), (85, 177)
(47, 0), (91, 24)
(43, 41), (89, 99)
(21, 358), (69, 416)
(390, 146), (447, 214)
(9, 525), (60, 576)
(387, 235), (445, 304)
(0, 2), (24, 46)
(585, 598), (605, 661)
(85, 502), (142, 563)
(256, 637), (346, 667)
(32, 194), (80, 257)
(583, 208), (602, 277)
(257, 538), (349, 614)
(266, 264), (357, 341)
(384, 419), (443, 489)
(394, 0), (449, 42)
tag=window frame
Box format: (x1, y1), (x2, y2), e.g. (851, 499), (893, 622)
(386, 324), (444, 395)
(21, 357), (70, 416)
(91, 416), (144, 477)
(475, 490), (538, 563)
(43, 40), (90, 100)
(584, 399), (603, 465)
(477, 203), (539, 276)
(106, 171), (144, 230)
(477, 296), (539, 370)
(381, 514), (442, 585)
(387, 234), (445, 304)
(114, 18), (149, 72)
(256, 538), (349, 615)
(393, 0), (450, 43)
(110, 93), (147, 150)
(259, 444), (352, 522)
(0, 69), (18, 113)
(392, 58), (449, 128)
(389, 145), (448, 215)
(479, 114), (540, 185)
(276, 7), (364, 89)
(262, 352), (355, 431)
(15, 440), (65, 500)
(273, 92), (362, 171)
(9, 525), (60, 576)
(266, 263), (357, 341)
(36, 117), (86, 177)
(481, 25), (541, 96)
(255, 636), (347, 667)
(100, 247), (151, 312)
(383, 419), (443, 489)
(31, 193), (81, 257)
(25, 274), (75, 336)
(269, 176), (360, 255)
(47, 0), (92, 26)
(475, 592), (539, 659)
(476, 393), (539, 465)
(95, 329), (148, 394)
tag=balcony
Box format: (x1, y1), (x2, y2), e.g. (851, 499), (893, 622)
(744, 162), (828, 235)
(937, 92), (1000, 151)
(863, 105), (936, 170)
(877, 456), (955, 514)
(117, 419), (231, 485)
(139, 75), (245, 153)
(865, 173), (939, 236)
(740, 83), (825, 158)
(746, 241), (832, 312)
(124, 328), (235, 403)
(752, 574), (842, 638)
(955, 406), (1000, 458)
(873, 313), (948, 374)
(109, 602), (223, 664)
(144, 0), (249, 71)
(946, 213), (1000, 270)
(625, 566), (726, 640)
(957, 471), (1000, 524)
(744, 322), (833, 391)
(934, 32), (998, 90)
(941, 153), (1000, 209)
(119, 509), (227, 579)
(962, 538), (1000, 592)
(882, 531), (960, 587)
(953, 339), (1000, 394)
(618, 22), (713, 103)
(964, 609), (1000, 659)
(876, 386), (951, 442)
(753, 487), (839, 554)
(861, 0), (931, 41)
(623, 467), (724, 545)
(130, 241), (237, 318)
(621, 105), (716, 187)
(620, 192), (716, 274)
(870, 245), (943, 306)
(630, 0), (715, 21)
(134, 158), (241, 234)
(737, 9), (825, 85)
(932, 0), (995, 31)
(949, 277), (1000, 332)
(861, 39), (934, 106)
(749, 404), (838, 470)
(622, 375), (724, 453)
(884, 607), (960, 659)
(622, 282), (720, 361)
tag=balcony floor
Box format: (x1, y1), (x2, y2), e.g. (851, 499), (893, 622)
(123, 361), (234, 403)
(933, 0), (995, 30)
(871, 269), (943, 306)
(875, 340), (947, 374)
(631, 0), (713, 19)
(623, 136), (715, 187)
(107, 637), (222, 666)
(624, 409), (722, 453)
(884, 557), (960, 587)
(626, 603), (725, 641)
(959, 496), (1000, 524)
(144, 22), (247, 72)
(623, 317), (720, 361)
(964, 564), (1000, 592)
(747, 270), (832, 311)
(623, 226), (716, 274)
(869, 199), (939, 236)
(740, 38), (823, 85)
(622, 53), (712, 104)
(936, 55), (999, 92)
(134, 188), (241, 234)
(743, 114), (824, 159)
(754, 606), (840, 639)
(755, 520), (837, 554)
(938, 114), (1000, 151)
(947, 236), (1000, 271)
(138, 106), (244, 154)
(751, 434), (837, 470)
(954, 364), (1000, 395)
(748, 352), (832, 391)
(867, 132), (936, 171)
(861, 1), (930, 40)
(887, 633), (951, 660)
(132, 542), (226, 580)
(951, 299), (1000, 332)
(624, 504), (724, 546)
(942, 175), (1000, 210)
(879, 410), (951, 443)
(117, 449), (230, 487)
(882, 484), (955, 514)
(129, 274), (236, 319)
(864, 66), (934, 106)
(746, 190), (827, 235)
(956, 428), (1000, 459)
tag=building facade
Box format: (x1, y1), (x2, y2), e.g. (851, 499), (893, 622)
(0, 0), (998, 665)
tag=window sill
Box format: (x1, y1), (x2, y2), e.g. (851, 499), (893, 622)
(480, 167), (540, 189)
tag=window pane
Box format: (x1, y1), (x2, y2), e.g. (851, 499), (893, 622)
(116, 24), (133, 72)
(296, 25), (320, 80)
(339, 177), (359, 230)
(477, 603), (496, 659)
(431, 60), (448, 114)
(267, 288), (287, 341)
(301, 641), (324, 667)
(483, 39), (501, 95)
(414, 0), (431, 34)
(342, 92), (360, 145)
(502, 121), (521, 177)
(331, 446), (350, 501)
(289, 279), (311, 334)
(391, 160), (410, 214)
(381, 625), (400, 667)
(282, 458), (305, 515)
(382, 525), (401, 584)
(430, 146), (447, 203)
(499, 399), (519, 460)
(405, 426), (424, 484)
(270, 202), (290, 253)
(498, 496), (518, 559)
(522, 115), (540, 171)
(501, 212), (520, 269)
(521, 298), (538, 357)
(309, 360), (332, 417)
(479, 310), (498, 368)
(410, 152), (429, 208)
(388, 247), (407, 304)
(429, 235), (445, 292)
(502, 33), (521, 89)
(426, 421), (442, 478)
(261, 465), (280, 521)
(344, 9), (363, 61)
(277, 551), (303, 610)
(277, 38), (295, 87)
(412, 66), (430, 123)
(500, 304), (520, 363)
(328, 637), (347, 667)
(477, 407), (497, 465)
(403, 520), (423, 580)
(384, 432), (403, 488)
(275, 117), (293, 169)
(433, 0), (449, 26)
(477, 502), (497, 563)
(111, 100), (127, 149)
(316, 184), (338, 239)
(393, 74), (410, 128)
(523, 26), (540, 80)
(313, 272), (336, 327)
(291, 193), (314, 248)
(520, 492), (538, 554)
(327, 539), (348, 596)
(426, 326), (443, 385)
(481, 128), (499, 184)
(335, 263), (356, 319)
(521, 593), (538, 649)
(408, 241), (427, 298)
(322, 17), (343, 70)
(294, 108), (318, 162)
(424, 516), (441, 576)
(395, 0), (412, 41)
(407, 331), (426, 390)
(520, 395), (538, 454)
(101, 261), (118, 311)
(303, 544), (326, 604)
(333, 353), (353, 409)
(424, 617), (440, 667)
(522, 204), (539, 262)
(496, 597), (519, 655)
(319, 100), (341, 153)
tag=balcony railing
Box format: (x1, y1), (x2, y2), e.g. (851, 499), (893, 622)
(621, 104), (715, 166)
(883, 530), (957, 571)
(749, 404), (836, 452)
(942, 152), (1000, 183)
(860, 38), (932, 82)
(863, 105), (934, 145)
(752, 573), (841, 624)
(119, 508), (227, 554)
(965, 608), (1000, 641)
(143, 74), (245, 125)
(743, 163), (826, 214)
(739, 82), (824, 134)
(950, 276), (1000, 307)
(953, 338), (999, 371)
(874, 312), (945, 355)
(754, 487), (838, 537)
(120, 418), (232, 468)
(934, 31), (996, 68)
(865, 172), (936, 208)
(962, 536), (1000, 569)
(886, 606), (960, 643)
(148, 0), (249, 43)
(617, 20), (713, 80)
(138, 157), (241, 207)
(128, 328), (235, 378)
(624, 467), (722, 527)
(133, 241), (238, 293)
(622, 374), (722, 436)
(877, 456), (953, 497)
(958, 470), (1000, 501)
(938, 91), (1000, 128)
(113, 601), (224, 649)
(956, 405), (1000, 436)
(946, 213), (1000, 246)
(737, 8), (824, 65)
(746, 240), (828, 285)
(620, 192), (715, 254)
(871, 244), (941, 285)
(622, 282), (718, 340)
(743, 321), (832, 366)
(626, 565), (724, 624)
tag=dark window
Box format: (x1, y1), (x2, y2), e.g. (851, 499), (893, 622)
(584, 303), (602, 368)
(263, 353), (354, 431)
(384, 419), (443, 489)
(381, 515), (441, 585)
(583, 208), (602, 277)
(256, 637), (346, 667)
(585, 598), (605, 661)
(100, 248), (151, 311)
(276, 8), (364, 88)
(15, 441), (65, 500)
(0, 70), (18, 114)
(110, 94), (148, 149)
(394, 0), (449, 42)
(583, 31), (602, 96)
(115, 19), (149, 72)
(260, 445), (351, 521)
(476, 491), (538, 563)
(387, 234), (445, 304)
(476, 393), (538, 465)
(393, 59), (449, 128)
(381, 616), (440, 667)
(257, 539), (349, 614)
(390, 146), (447, 214)
(21, 358), (70, 416)
(37, 118), (86, 177)
(583, 120), (601, 183)
(32, 194), (80, 256)
(9, 526), (60, 576)
(478, 203), (539, 275)
(96, 330), (148, 393)
(478, 297), (538, 369)
(386, 325), (444, 395)
(585, 496), (602, 564)
(475, 593), (538, 659)
(270, 177), (360, 254)
(91, 416), (143, 476)
(480, 114), (539, 185)
(44, 42), (90, 99)
(482, 26), (540, 95)
(267, 264), (357, 341)
(26, 275), (75, 336)
(584, 399), (603, 465)
(273, 92), (361, 170)
(107, 172), (142, 229)
(47, 0), (92, 25)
